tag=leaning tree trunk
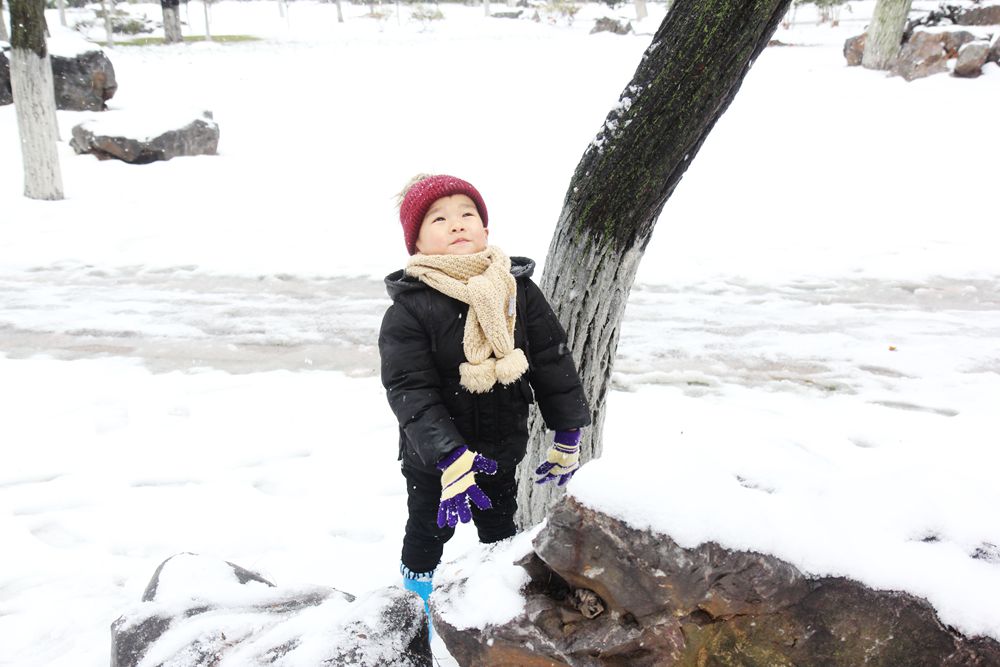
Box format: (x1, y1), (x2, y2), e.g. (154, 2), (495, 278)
(162, 0), (183, 42)
(9, 0), (64, 201)
(0, 0), (9, 43)
(515, 0), (792, 528)
(862, 0), (913, 69)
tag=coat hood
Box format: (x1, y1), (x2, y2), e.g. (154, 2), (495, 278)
(384, 256), (536, 301)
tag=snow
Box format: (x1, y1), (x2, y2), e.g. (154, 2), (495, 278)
(1, 1), (999, 665)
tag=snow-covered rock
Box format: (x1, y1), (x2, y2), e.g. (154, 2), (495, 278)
(954, 41), (992, 78)
(111, 553), (431, 667)
(434, 497), (1000, 666)
(843, 32), (866, 66)
(892, 31), (949, 81)
(70, 111), (220, 163)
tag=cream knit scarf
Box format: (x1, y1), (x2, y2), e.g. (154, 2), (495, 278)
(406, 246), (529, 394)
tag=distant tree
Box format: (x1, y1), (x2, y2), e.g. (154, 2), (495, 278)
(9, 0), (64, 200)
(202, 0), (212, 41)
(335, 0), (344, 23)
(634, 0), (647, 21)
(0, 0), (9, 42)
(162, 0), (183, 42)
(862, 0), (913, 69)
(57, 0), (66, 27)
(100, 0), (115, 47)
(515, 0), (793, 527)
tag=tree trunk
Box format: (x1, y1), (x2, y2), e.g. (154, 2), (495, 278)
(101, 0), (114, 47)
(635, 0), (647, 21)
(515, 0), (792, 528)
(162, 0), (183, 42)
(9, 0), (64, 201)
(862, 0), (913, 69)
(0, 0), (9, 42)
(203, 0), (211, 40)
(335, 0), (343, 23)
(483, 0), (489, 17)
(57, 0), (66, 26)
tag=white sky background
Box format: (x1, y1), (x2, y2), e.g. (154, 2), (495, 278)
(1, 1), (999, 665)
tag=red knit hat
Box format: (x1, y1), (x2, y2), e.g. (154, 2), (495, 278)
(399, 174), (489, 255)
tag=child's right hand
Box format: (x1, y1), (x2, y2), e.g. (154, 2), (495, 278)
(435, 446), (497, 528)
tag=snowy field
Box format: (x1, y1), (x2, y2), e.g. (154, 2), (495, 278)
(2, 1), (999, 665)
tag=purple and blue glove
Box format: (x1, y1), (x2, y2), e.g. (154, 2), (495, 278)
(436, 446), (498, 528)
(535, 429), (582, 486)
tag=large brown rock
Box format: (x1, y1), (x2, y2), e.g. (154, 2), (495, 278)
(844, 32), (866, 66)
(892, 31), (949, 80)
(112, 553), (432, 667)
(955, 4), (1000, 26)
(71, 111), (220, 163)
(0, 49), (116, 110)
(0, 49), (11, 106)
(941, 30), (978, 58)
(434, 496), (1000, 666)
(954, 41), (991, 77)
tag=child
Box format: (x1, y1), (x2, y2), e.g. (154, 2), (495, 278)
(378, 174), (592, 613)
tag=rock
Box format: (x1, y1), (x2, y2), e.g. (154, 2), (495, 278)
(989, 34), (1000, 64)
(954, 41), (991, 77)
(955, 4), (1000, 26)
(940, 30), (978, 58)
(892, 31), (949, 81)
(491, 10), (523, 18)
(70, 111), (220, 164)
(0, 49), (11, 106)
(111, 553), (431, 667)
(590, 17), (632, 35)
(844, 32), (866, 66)
(1, 48), (116, 110)
(51, 50), (117, 111)
(434, 496), (1000, 666)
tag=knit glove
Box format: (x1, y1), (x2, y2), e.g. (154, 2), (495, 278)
(535, 430), (581, 486)
(436, 446), (498, 528)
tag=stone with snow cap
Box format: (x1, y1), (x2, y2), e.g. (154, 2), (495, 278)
(111, 553), (431, 667)
(71, 111), (219, 164)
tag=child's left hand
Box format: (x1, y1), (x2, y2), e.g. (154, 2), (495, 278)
(535, 430), (581, 486)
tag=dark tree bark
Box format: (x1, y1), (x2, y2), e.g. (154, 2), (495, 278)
(161, 0), (183, 43)
(516, 0), (792, 527)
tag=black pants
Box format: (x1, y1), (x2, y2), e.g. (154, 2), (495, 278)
(400, 462), (519, 574)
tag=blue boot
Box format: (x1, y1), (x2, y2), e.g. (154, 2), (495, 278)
(401, 564), (434, 640)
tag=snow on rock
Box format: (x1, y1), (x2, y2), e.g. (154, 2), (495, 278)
(435, 496), (1000, 666)
(71, 111), (219, 163)
(111, 553), (431, 667)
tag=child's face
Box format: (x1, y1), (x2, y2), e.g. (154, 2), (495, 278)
(414, 194), (489, 256)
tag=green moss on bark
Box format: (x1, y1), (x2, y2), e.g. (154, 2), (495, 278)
(10, 0), (48, 57)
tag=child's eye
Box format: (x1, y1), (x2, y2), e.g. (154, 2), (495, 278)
(433, 216), (446, 223)
(463, 212), (475, 217)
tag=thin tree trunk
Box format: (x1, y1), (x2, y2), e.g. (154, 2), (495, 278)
(162, 0), (183, 42)
(101, 0), (114, 47)
(335, 0), (343, 23)
(515, 0), (792, 528)
(203, 0), (211, 40)
(57, 0), (66, 26)
(862, 0), (912, 69)
(9, 0), (64, 201)
(483, 0), (489, 17)
(635, 0), (647, 21)
(0, 0), (9, 42)
(278, 0), (286, 18)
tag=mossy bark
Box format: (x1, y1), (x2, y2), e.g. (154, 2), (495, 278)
(516, 0), (792, 528)
(10, 0), (48, 57)
(862, 0), (914, 70)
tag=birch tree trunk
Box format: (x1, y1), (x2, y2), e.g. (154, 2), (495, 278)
(57, 0), (66, 27)
(0, 0), (9, 42)
(483, 0), (489, 18)
(162, 0), (183, 42)
(203, 0), (211, 40)
(515, 0), (792, 528)
(101, 0), (115, 48)
(635, 0), (647, 21)
(10, 0), (64, 201)
(862, 0), (913, 69)
(335, 0), (343, 23)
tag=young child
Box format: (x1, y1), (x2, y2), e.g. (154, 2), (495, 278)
(378, 174), (592, 612)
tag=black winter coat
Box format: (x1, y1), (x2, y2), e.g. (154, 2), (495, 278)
(379, 257), (591, 473)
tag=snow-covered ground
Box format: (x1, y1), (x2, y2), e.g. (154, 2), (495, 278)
(1, 1), (999, 665)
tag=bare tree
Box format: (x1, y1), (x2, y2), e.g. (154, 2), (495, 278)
(9, 0), (64, 200)
(162, 0), (183, 43)
(203, 0), (212, 40)
(862, 0), (913, 69)
(101, 0), (115, 47)
(57, 0), (66, 27)
(516, 0), (792, 527)
(0, 0), (9, 42)
(335, 0), (344, 23)
(635, 0), (648, 21)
